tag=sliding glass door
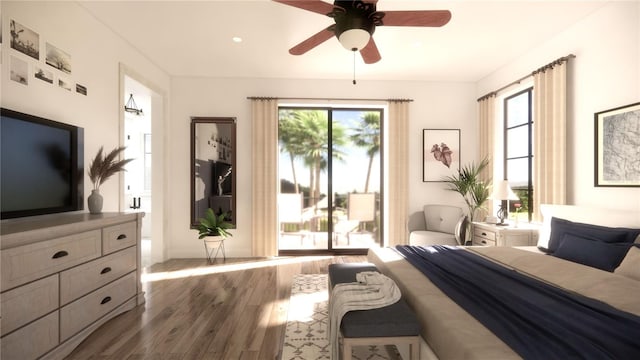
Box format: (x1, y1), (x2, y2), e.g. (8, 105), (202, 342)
(277, 107), (383, 254)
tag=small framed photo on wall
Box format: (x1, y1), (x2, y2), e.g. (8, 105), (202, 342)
(423, 129), (460, 182)
(594, 102), (640, 187)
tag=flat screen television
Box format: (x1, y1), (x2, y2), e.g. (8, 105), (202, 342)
(1, 108), (84, 219)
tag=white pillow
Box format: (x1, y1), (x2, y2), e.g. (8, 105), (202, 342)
(615, 246), (640, 281)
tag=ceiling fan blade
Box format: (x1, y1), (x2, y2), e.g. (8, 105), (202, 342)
(360, 37), (381, 64)
(289, 27), (335, 55)
(273, 0), (335, 15)
(380, 10), (452, 27)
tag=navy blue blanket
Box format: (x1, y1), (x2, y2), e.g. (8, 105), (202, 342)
(395, 245), (640, 360)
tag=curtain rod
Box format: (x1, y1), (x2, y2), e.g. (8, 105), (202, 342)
(247, 96), (413, 102)
(477, 54), (575, 102)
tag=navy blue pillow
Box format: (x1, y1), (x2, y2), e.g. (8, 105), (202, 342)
(553, 234), (633, 271)
(547, 217), (640, 254)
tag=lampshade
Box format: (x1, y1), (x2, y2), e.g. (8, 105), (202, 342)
(338, 29), (370, 51)
(491, 180), (519, 201)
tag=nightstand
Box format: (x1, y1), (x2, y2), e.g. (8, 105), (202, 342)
(472, 222), (539, 247)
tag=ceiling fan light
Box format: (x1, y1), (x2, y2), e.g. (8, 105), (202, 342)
(338, 29), (370, 51)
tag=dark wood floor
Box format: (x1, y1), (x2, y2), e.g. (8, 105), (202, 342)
(66, 255), (367, 360)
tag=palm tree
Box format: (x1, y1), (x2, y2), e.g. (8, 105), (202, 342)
(278, 109), (304, 194)
(291, 110), (348, 206)
(350, 112), (380, 193)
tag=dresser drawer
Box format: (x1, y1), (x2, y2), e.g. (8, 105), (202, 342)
(473, 238), (496, 246)
(103, 222), (137, 254)
(1, 311), (59, 360)
(1, 230), (101, 291)
(1, 275), (58, 336)
(60, 271), (137, 340)
(474, 227), (496, 241)
(60, 246), (137, 305)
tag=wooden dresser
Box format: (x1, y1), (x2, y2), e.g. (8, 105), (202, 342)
(0, 212), (145, 360)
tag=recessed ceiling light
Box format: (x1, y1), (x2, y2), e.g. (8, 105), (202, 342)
(232, 37), (243, 43)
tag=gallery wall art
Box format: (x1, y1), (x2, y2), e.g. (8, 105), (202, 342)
(6, 18), (86, 96)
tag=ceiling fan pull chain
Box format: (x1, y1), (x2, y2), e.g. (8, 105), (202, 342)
(353, 50), (357, 85)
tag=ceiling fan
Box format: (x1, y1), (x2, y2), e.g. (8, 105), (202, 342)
(273, 0), (451, 64)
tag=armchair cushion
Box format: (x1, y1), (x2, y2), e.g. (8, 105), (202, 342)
(409, 205), (466, 246)
(423, 205), (464, 234)
(410, 231), (458, 246)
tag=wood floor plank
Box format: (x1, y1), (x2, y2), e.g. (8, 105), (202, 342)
(65, 255), (367, 359)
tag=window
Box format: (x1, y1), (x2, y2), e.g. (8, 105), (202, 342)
(504, 88), (533, 221)
(277, 107), (383, 254)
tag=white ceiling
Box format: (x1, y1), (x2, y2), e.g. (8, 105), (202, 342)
(79, 0), (609, 82)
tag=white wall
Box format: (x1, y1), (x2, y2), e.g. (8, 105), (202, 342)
(170, 78), (476, 258)
(1, 1), (171, 213)
(476, 2), (640, 213)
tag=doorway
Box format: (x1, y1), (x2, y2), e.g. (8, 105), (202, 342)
(277, 106), (384, 255)
(121, 69), (165, 268)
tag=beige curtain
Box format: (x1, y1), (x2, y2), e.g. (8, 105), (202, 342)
(251, 98), (279, 257)
(387, 100), (410, 246)
(533, 59), (568, 221)
(478, 94), (496, 219)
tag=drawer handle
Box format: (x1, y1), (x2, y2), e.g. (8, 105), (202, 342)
(117, 234), (127, 240)
(100, 267), (112, 274)
(52, 250), (69, 259)
(481, 232), (487, 236)
(481, 240), (487, 244)
(101, 296), (112, 305)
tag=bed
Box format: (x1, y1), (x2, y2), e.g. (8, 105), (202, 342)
(367, 204), (640, 359)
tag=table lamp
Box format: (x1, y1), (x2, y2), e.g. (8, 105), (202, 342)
(491, 180), (519, 226)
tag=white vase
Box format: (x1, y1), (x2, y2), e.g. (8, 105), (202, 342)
(88, 189), (103, 214)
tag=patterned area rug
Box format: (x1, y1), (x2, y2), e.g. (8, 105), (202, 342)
(280, 273), (398, 360)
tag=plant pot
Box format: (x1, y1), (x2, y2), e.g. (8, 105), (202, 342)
(88, 189), (103, 214)
(203, 236), (226, 263)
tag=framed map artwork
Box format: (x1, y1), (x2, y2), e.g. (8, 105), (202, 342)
(594, 102), (640, 187)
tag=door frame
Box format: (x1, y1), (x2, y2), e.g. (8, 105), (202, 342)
(119, 64), (168, 265)
(277, 105), (385, 256)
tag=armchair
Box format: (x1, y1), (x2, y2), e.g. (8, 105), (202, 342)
(407, 204), (468, 246)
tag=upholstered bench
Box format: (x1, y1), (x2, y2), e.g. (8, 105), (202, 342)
(328, 263), (421, 360)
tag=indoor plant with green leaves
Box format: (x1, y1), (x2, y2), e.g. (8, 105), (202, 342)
(442, 158), (491, 243)
(198, 208), (233, 262)
(87, 146), (134, 214)
(197, 208), (233, 239)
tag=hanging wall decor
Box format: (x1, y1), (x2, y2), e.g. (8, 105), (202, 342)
(10, 19), (39, 60)
(45, 42), (71, 74)
(594, 102), (640, 187)
(423, 129), (461, 182)
(34, 65), (53, 84)
(9, 56), (28, 85)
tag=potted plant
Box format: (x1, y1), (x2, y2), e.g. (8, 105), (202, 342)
(87, 146), (134, 214)
(198, 208), (233, 262)
(442, 158), (491, 244)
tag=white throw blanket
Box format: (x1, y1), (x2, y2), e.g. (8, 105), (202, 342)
(328, 271), (402, 360)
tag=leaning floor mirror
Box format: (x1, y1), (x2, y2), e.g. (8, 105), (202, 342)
(190, 117), (236, 228)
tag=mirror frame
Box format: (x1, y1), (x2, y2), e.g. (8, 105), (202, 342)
(190, 116), (236, 228)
